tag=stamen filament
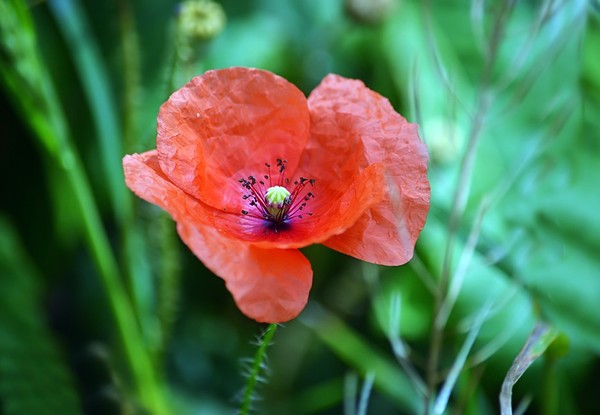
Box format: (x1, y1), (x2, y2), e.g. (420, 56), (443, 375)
(239, 160), (315, 232)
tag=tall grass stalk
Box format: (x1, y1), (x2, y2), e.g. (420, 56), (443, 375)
(421, 1), (516, 412)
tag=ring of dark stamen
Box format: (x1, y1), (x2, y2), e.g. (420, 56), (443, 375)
(239, 159), (315, 234)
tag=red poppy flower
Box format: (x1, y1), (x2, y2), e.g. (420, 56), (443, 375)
(123, 67), (430, 323)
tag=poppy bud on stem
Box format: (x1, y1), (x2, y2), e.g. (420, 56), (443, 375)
(176, 0), (225, 63)
(166, 0), (226, 93)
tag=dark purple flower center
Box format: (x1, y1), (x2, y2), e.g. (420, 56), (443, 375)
(239, 159), (315, 233)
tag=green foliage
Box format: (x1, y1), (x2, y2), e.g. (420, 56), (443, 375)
(301, 306), (421, 413)
(0, 217), (80, 415)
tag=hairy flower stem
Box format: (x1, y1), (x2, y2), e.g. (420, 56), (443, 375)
(239, 324), (278, 415)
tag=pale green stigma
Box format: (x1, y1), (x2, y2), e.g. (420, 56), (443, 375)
(265, 186), (291, 207)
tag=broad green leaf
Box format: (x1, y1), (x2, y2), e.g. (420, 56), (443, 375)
(0, 217), (81, 415)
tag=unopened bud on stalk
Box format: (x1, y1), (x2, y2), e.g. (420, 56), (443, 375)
(178, 0), (225, 41)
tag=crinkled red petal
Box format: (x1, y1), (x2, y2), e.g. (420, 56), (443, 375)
(177, 221), (312, 323)
(156, 67), (311, 213)
(123, 151), (313, 322)
(307, 75), (430, 265)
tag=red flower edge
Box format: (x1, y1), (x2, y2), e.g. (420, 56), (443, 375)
(124, 67), (430, 323)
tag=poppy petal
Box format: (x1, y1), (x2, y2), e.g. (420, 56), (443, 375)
(123, 151), (202, 222)
(307, 75), (430, 265)
(123, 151), (312, 323)
(177, 221), (312, 323)
(156, 67), (311, 213)
(207, 162), (387, 249)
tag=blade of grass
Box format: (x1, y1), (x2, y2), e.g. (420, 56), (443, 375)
(433, 302), (490, 415)
(48, 0), (126, 222)
(48, 0), (170, 362)
(388, 294), (428, 398)
(344, 372), (358, 415)
(357, 372), (376, 415)
(0, 2), (169, 414)
(500, 322), (558, 415)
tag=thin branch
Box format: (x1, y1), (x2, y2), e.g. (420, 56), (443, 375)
(388, 295), (428, 398)
(433, 303), (490, 415)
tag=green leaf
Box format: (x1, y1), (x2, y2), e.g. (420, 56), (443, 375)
(0, 217), (81, 415)
(48, 0), (127, 220)
(505, 150), (600, 353)
(0, 0), (67, 155)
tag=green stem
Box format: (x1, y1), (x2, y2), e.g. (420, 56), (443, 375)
(239, 324), (278, 415)
(116, 0), (141, 155)
(115, 0), (163, 363)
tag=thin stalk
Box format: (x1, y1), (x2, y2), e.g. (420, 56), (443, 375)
(114, 0), (165, 361)
(357, 372), (376, 415)
(388, 295), (428, 398)
(423, 1), (515, 411)
(147, 3), (187, 362)
(433, 303), (490, 415)
(344, 372), (359, 415)
(427, 90), (490, 402)
(165, 18), (181, 96)
(239, 324), (278, 415)
(115, 0), (141, 154)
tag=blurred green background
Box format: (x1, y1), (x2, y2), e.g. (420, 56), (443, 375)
(1, 0), (599, 414)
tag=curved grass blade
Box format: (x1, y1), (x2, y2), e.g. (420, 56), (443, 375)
(500, 322), (558, 415)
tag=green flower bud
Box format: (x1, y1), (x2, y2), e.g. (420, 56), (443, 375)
(178, 0), (225, 41)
